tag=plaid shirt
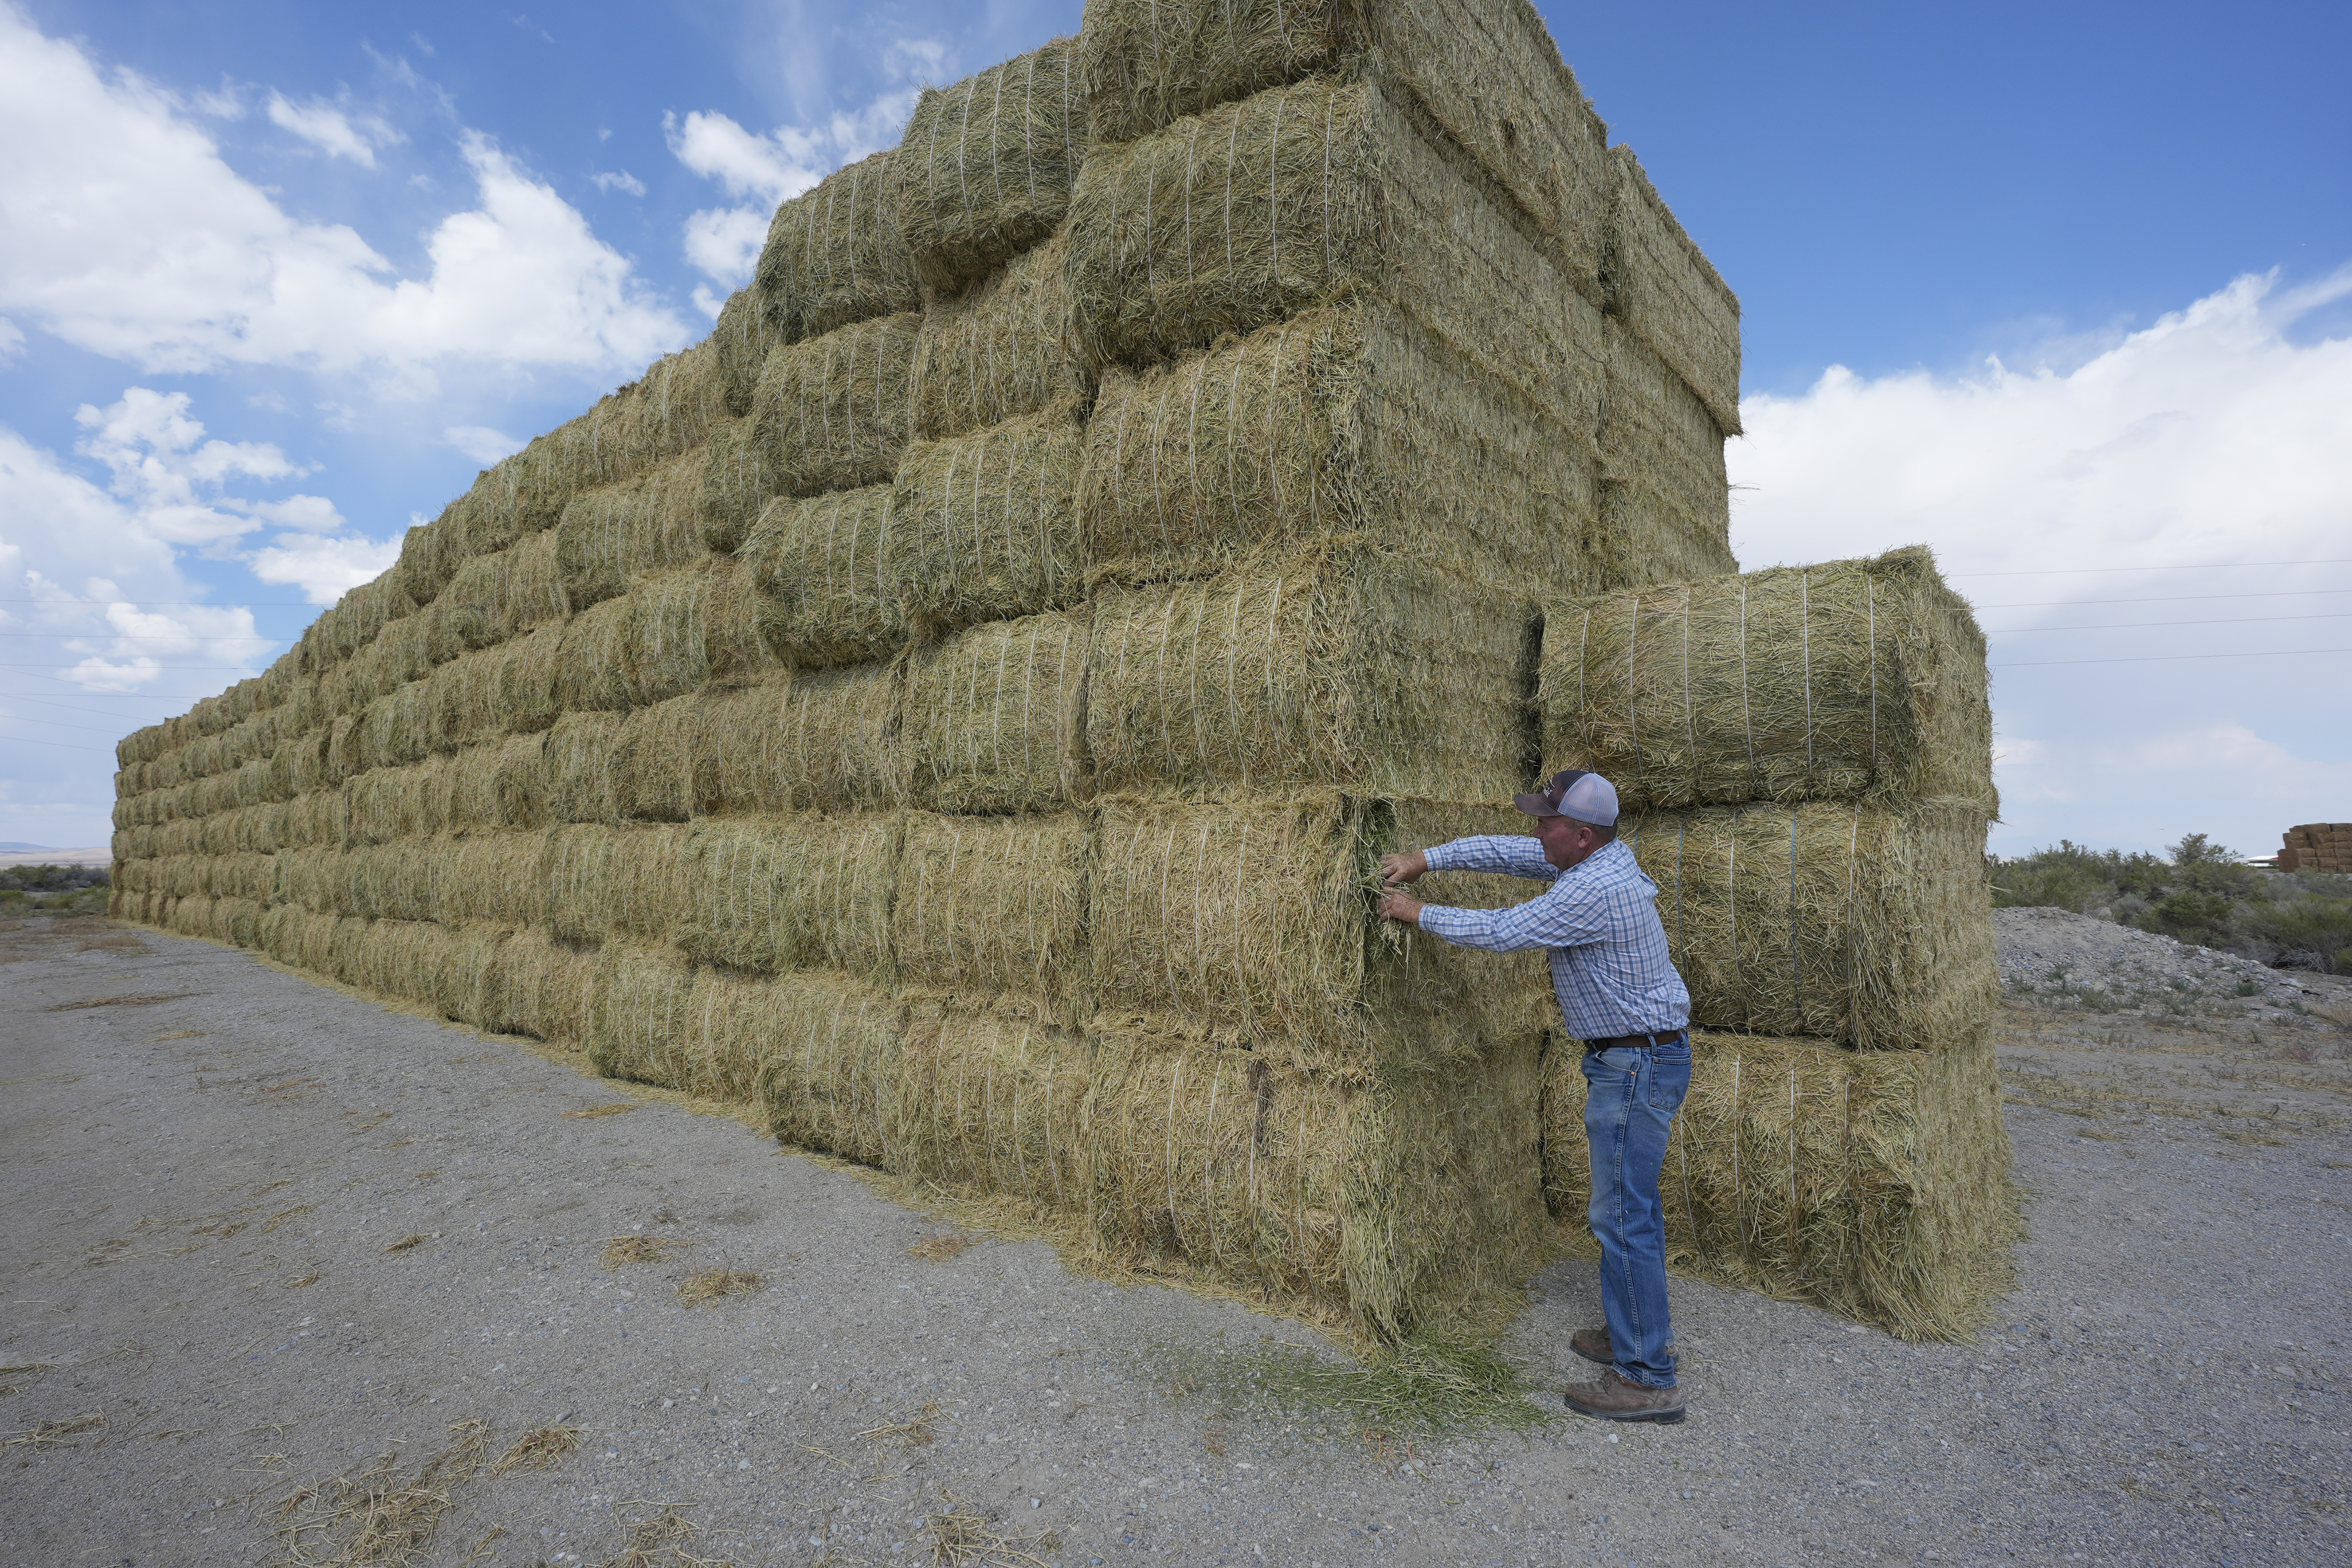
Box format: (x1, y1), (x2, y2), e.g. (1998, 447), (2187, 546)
(1416, 836), (1691, 1041)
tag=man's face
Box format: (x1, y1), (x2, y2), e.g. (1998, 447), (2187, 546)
(1535, 812), (1600, 871)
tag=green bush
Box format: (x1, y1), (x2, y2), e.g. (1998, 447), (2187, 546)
(1992, 835), (2352, 973)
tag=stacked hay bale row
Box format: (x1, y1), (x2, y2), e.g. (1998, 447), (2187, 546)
(2277, 823), (2352, 874)
(1534, 547), (2012, 1335)
(110, 2), (2003, 1340)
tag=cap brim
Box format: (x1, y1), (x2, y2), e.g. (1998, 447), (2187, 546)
(1514, 791), (1561, 817)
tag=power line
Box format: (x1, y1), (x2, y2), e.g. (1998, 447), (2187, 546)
(0, 664), (258, 671)
(0, 712), (130, 737)
(0, 734), (116, 754)
(1995, 647), (2352, 668)
(0, 598), (321, 608)
(1974, 588), (2352, 608)
(1983, 612), (2352, 634)
(1949, 558), (2352, 577)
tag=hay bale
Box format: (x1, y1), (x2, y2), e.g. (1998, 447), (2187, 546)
(484, 926), (598, 1044)
(739, 485), (909, 668)
(1077, 301), (1599, 598)
(346, 759), (446, 846)
(699, 417), (778, 554)
(570, 338), (731, 488)
(755, 149), (922, 345)
(1603, 147), (1740, 436)
(1624, 801), (1997, 1052)
(1086, 1018), (1546, 1337)
(1077, 0), (1609, 294)
(283, 789), (346, 850)
(1085, 545), (1534, 803)
(1541, 547), (1995, 814)
(712, 287), (782, 416)
(1064, 74), (1596, 415)
(552, 557), (777, 713)
(888, 403), (1085, 633)
(313, 574), (420, 666)
(898, 995), (1088, 1211)
(428, 626), (567, 750)
(540, 823), (686, 947)
(442, 732), (551, 831)
(758, 973), (910, 1166)
(901, 610), (1088, 813)
(554, 449), (711, 611)
(911, 230), (1088, 440)
(673, 812), (902, 979)
(439, 529), (570, 643)
(355, 681), (439, 774)
(892, 813), (1088, 1010)
(895, 38), (1085, 293)
(751, 312), (922, 496)
(610, 693), (712, 823)
(432, 834), (551, 930)
(698, 667), (906, 814)
(544, 710), (626, 825)
(1539, 1029), (2013, 1340)
(1593, 317), (1733, 589)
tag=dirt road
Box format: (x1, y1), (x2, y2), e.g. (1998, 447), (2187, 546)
(3, 917), (2346, 1566)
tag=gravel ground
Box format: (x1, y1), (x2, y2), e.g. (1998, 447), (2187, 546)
(3, 913), (2347, 1567)
(1996, 906), (2352, 1030)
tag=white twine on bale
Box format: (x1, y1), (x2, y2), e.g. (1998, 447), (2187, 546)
(1625, 595), (1641, 792)
(1788, 814), (1803, 1026)
(1222, 108), (1240, 290)
(1143, 149), (1160, 301)
(1204, 1064), (1224, 1264)
(1231, 815), (1255, 1014)
(1225, 578), (1247, 787)
(1165, 1052), (1186, 1242)
(1682, 584), (1697, 781)
(1728, 1050), (1745, 1259)
(1157, 817), (1185, 1007)
(1149, 378), (1176, 556)
(1865, 571), (1879, 772)
(1223, 347), (1245, 537)
(1183, 117), (1200, 277)
(1739, 579), (1757, 791)
(1266, 92), (1285, 291)
(1266, 322), (1291, 520)
(1192, 822), (1214, 1012)
(1800, 569), (1815, 787)
(1787, 1068), (1801, 1281)
(1322, 89), (1337, 285)
(954, 75), (977, 220)
(991, 60), (1009, 211)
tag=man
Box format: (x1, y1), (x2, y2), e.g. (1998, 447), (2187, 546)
(1377, 768), (1693, 1424)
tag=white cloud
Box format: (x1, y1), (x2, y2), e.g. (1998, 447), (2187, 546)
(243, 493), (345, 531)
(266, 91), (399, 166)
(74, 387), (296, 547)
(0, 315), (21, 362)
(591, 169), (645, 196)
(0, 425), (275, 694)
(1729, 268), (2352, 578)
(249, 531), (401, 604)
(444, 424), (522, 464)
(0, 9), (689, 386)
(682, 205), (772, 287)
(663, 76), (919, 286)
(1729, 267), (2352, 856)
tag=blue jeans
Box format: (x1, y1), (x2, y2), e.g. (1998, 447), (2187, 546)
(1581, 1035), (1692, 1389)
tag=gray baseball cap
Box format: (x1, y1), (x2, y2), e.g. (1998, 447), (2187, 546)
(1515, 768), (1620, 826)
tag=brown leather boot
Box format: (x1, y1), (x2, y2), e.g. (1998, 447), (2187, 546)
(1571, 1328), (1613, 1366)
(1563, 1370), (1686, 1424)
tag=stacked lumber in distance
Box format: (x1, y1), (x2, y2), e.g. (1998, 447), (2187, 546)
(2277, 824), (2352, 874)
(1536, 547), (2014, 1337)
(107, 0), (1999, 1340)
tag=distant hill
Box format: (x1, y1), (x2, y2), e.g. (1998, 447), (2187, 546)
(0, 841), (57, 853)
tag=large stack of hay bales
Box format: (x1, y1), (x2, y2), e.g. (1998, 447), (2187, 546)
(108, 0), (2001, 1341)
(2277, 823), (2352, 874)
(1534, 547), (2012, 1336)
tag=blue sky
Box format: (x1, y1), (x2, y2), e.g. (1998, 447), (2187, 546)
(2, 0), (2347, 856)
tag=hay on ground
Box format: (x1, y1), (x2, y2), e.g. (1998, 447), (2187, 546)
(911, 230), (1087, 440)
(750, 311), (923, 497)
(1077, 0), (1610, 294)
(1076, 302), (1600, 598)
(554, 449), (711, 610)
(898, 995), (1088, 1212)
(900, 610), (1088, 813)
(699, 416), (778, 553)
(1541, 547), (1995, 814)
(894, 38), (1085, 293)
(539, 823), (687, 947)
(892, 813), (1089, 1009)
(888, 403), (1085, 634)
(697, 666), (906, 814)
(1539, 1028), (2014, 1340)
(436, 528), (569, 644)
(712, 287), (783, 417)
(1592, 317), (1734, 590)
(1086, 1017), (1545, 1339)
(1623, 801), (1997, 1051)
(1064, 75), (1595, 416)
(1604, 146), (1741, 436)
(1084, 544), (1535, 803)
(755, 149), (922, 345)
(739, 485), (909, 668)
(673, 812), (902, 979)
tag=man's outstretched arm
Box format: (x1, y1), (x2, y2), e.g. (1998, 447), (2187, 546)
(1379, 835), (1559, 887)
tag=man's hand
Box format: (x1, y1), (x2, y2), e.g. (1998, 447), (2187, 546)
(1377, 889), (1424, 925)
(1379, 849), (1429, 887)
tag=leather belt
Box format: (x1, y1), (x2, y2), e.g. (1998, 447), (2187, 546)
(1585, 1029), (1688, 1052)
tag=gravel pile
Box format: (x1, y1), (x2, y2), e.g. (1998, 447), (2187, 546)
(1996, 904), (2344, 1025)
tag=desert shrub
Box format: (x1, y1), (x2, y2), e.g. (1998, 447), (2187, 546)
(1992, 834), (2352, 972)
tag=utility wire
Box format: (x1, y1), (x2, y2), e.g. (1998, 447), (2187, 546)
(1974, 588), (2352, 608)
(1995, 647), (2352, 668)
(1983, 612), (2352, 634)
(0, 734), (115, 754)
(0, 711), (131, 736)
(1949, 558), (2352, 577)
